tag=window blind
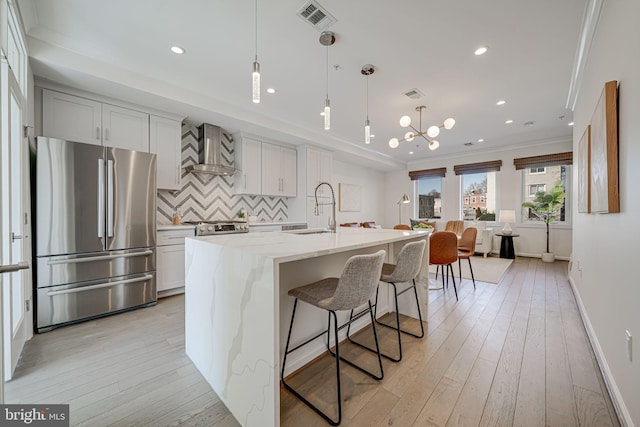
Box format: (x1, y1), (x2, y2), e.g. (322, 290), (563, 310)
(513, 152), (573, 170)
(453, 160), (502, 175)
(408, 167), (446, 180)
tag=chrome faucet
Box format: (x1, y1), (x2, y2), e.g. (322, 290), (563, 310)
(314, 182), (336, 233)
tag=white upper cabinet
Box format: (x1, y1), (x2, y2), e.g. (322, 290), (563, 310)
(42, 89), (102, 145)
(42, 89), (150, 152)
(102, 104), (149, 152)
(234, 136), (262, 195)
(305, 148), (333, 197)
(262, 142), (296, 197)
(150, 115), (182, 191)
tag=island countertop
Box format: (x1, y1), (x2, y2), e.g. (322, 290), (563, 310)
(189, 226), (430, 264)
(185, 227), (431, 427)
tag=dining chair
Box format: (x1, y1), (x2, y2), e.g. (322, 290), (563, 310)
(429, 231), (459, 300)
(458, 227), (477, 289)
(393, 224), (411, 230)
(444, 220), (464, 237)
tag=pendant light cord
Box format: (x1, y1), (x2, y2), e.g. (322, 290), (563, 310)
(366, 74), (369, 120)
(325, 45), (329, 100)
(254, 0), (258, 61)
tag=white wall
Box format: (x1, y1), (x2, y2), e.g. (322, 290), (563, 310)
(384, 141), (573, 258)
(570, 1), (640, 424)
(332, 159), (386, 226)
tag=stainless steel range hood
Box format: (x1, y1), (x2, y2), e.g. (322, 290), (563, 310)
(186, 123), (237, 176)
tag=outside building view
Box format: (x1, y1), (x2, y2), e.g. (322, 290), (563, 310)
(462, 172), (496, 220)
(522, 165), (568, 221)
(417, 177), (442, 219)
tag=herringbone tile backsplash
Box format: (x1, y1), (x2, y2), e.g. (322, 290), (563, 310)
(157, 123), (288, 223)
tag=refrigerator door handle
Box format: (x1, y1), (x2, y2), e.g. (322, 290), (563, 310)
(107, 159), (114, 237)
(46, 249), (154, 265)
(45, 274), (153, 296)
(98, 159), (105, 238)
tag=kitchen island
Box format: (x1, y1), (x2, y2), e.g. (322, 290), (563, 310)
(184, 227), (430, 427)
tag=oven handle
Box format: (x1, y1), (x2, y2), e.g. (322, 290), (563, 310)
(46, 274), (153, 296)
(46, 250), (154, 265)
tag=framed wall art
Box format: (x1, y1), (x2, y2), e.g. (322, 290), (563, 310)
(338, 183), (361, 212)
(589, 80), (619, 213)
(577, 125), (591, 213)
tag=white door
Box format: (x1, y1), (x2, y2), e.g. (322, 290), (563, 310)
(1, 63), (31, 384)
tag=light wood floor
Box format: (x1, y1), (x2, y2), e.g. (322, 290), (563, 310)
(6, 257), (619, 426)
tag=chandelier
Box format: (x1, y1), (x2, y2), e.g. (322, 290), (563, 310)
(388, 105), (455, 151)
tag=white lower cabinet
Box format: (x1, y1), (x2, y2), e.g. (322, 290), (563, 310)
(157, 228), (194, 296)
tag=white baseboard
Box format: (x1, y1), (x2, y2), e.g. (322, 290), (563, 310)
(567, 275), (633, 426)
(514, 251), (571, 261)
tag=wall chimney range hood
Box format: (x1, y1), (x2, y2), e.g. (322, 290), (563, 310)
(186, 123), (237, 175)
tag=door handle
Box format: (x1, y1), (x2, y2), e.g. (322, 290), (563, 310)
(11, 232), (27, 242)
(98, 159), (105, 238)
(0, 262), (29, 274)
(96, 127), (100, 140)
(107, 159), (114, 237)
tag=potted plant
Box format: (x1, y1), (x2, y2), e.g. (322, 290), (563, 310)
(521, 181), (566, 262)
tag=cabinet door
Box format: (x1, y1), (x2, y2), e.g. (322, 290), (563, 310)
(157, 244), (186, 293)
(102, 104), (150, 152)
(42, 89), (102, 145)
(280, 146), (297, 197)
(261, 142), (282, 196)
(306, 149), (321, 196)
(235, 137), (262, 195)
(150, 116), (182, 191)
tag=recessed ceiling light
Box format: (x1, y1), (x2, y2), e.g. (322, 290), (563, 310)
(568, 122), (575, 126)
(505, 119), (513, 124)
(474, 46), (488, 56)
(477, 138), (484, 142)
(496, 100), (506, 106)
(370, 134), (375, 138)
(170, 45), (185, 55)
(320, 111), (325, 116)
(267, 88), (276, 94)
(409, 151), (414, 155)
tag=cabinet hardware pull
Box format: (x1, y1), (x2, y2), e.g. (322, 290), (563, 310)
(46, 274), (153, 296)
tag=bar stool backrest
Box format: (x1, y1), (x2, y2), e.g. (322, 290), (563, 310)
(384, 240), (426, 283)
(324, 250), (386, 311)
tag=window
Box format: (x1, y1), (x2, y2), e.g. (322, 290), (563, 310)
(416, 176), (442, 219)
(528, 184), (546, 197)
(529, 167), (546, 174)
(461, 171), (496, 221)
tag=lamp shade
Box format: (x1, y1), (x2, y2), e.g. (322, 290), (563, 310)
(398, 194), (410, 204)
(498, 210), (516, 223)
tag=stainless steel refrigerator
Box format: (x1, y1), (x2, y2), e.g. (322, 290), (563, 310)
(35, 137), (157, 332)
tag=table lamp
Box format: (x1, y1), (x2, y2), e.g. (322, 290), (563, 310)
(397, 194), (410, 224)
(498, 209), (516, 235)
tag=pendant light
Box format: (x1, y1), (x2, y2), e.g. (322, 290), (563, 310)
(319, 31), (335, 130)
(361, 64), (374, 144)
(251, 0), (260, 103)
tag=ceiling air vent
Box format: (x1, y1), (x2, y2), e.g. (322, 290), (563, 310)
(297, 1), (337, 31)
(403, 88), (425, 100)
(464, 142), (474, 146)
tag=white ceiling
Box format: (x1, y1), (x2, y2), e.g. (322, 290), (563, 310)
(17, 0), (586, 170)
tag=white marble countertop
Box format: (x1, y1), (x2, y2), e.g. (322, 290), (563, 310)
(189, 227), (430, 263)
(247, 221), (307, 227)
(157, 224), (197, 231)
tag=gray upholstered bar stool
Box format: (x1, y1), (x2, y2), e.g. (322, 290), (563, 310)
(281, 250), (386, 426)
(348, 240), (426, 362)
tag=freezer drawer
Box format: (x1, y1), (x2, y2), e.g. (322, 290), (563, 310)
(36, 248), (155, 288)
(37, 272), (156, 332)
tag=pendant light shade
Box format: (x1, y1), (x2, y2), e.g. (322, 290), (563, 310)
(319, 31), (335, 131)
(251, 0), (260, 104)
(361, 64), (375, 144)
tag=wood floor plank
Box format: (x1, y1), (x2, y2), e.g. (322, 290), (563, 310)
(5, 260), (621, 427)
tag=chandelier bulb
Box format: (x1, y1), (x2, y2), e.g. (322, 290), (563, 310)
(444, 117), (456, 130)
(399, 115), (412, 128)
(404, 131), (415, 142)
(427, 125), (440, 138)
(389, 138), (399, 148)
(429, 140), (440, 151)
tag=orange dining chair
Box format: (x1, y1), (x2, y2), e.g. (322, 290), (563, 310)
(444, 220), (464, 237)
(457, 227), (478, 289)
(340, 222), (359, 227)
(360, 221), (377, 228)
(393, 224), (411, 230)
(429, 231), (459, 300)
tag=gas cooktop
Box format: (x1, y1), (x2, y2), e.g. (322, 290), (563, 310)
(182, 220), (249, 236)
